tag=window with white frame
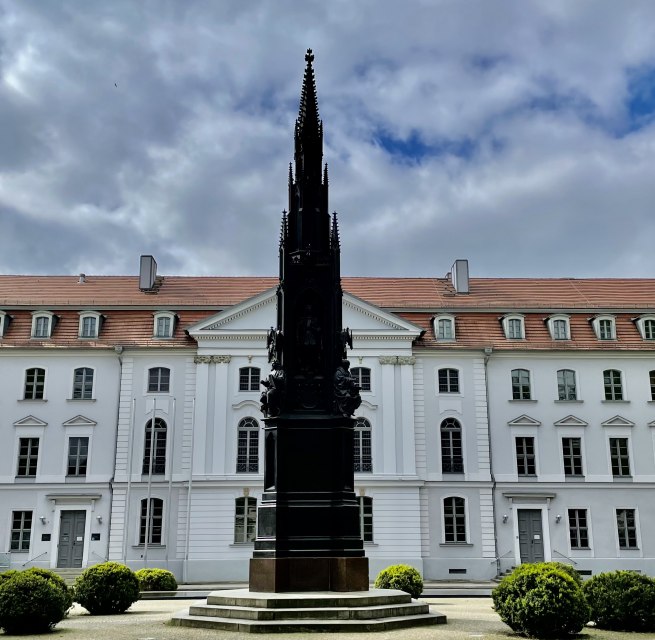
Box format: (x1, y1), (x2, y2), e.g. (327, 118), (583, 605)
(440, 418), (463, 473)
(67, 437), (89, 476)
(438, 368), (459, 393)
(0, 310), (9, 337)
(24, 367), (46, 400)
(10, 511), (32, 552)
(234, 496), (257, 543)
(502, 315), (525, 339)
(609, 437), (630, 477)
(143, 418), (167, 475)
(557, 369), (577, 401)
(515, 436), (536, 476)
(603, 369), (623, 400)
(650, 370), (655, 401)
(153, 312), (175, 338)
(78, 312), (101, 338)
(31, 312), (54, 338)
(239, 367), (260, 392)
(148, 367), (170, 393)
(72, 367), (94, 399)
(547, 315), (570, 340)
(17, 438), (39, 477)
(616, 508), (637, 549)
(236, 417), (259, 473)
(354, 417), (372, 472)
(511, 368), (531, 400)
(634, 316), (655, 340)
(443, 496), (466, 543)
(358, 496), (373, 542)
(562, 437), (583, 476)
(434, 315), (455, 341)
(139, 497), (163, 545)
(592, 316), (616, 340)
(568, 509), (589, 549)
(351, 367), (371, 391)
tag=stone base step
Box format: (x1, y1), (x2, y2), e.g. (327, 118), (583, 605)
(171, 589), (446, 633)
(50, 568), (85, 586)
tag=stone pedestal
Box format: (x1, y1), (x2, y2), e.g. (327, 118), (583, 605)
(249, 556), (369, 592)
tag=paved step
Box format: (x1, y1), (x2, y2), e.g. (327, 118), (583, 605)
(50, 568), (84, 586)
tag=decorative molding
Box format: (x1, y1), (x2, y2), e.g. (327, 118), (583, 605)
(507, 414), (541, 427)
(398, 356), (416, 365)
(601, 415), (635, 427)
(378, 355), (416, 365)
(62, 415), (98, 427)
(194, 355), (232, 364)
(13, 415), (48, 427)
(553, 415), (588, 427)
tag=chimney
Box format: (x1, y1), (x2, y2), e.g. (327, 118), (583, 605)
(78, 273), (86, 283)
(139, 255), (157, 291)
(451, 259), (469, 294)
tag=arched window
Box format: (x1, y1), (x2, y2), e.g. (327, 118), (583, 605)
(603, 369), (623, 400)
(143, 418), (167, 475)
(440, 418), (463, 473)
(443, 496), (466, 543)
(148, 367), (170, 393)
(237, 417), (259, 473)
(24, 368), (46, 400)
(351, 367), (371, 392)
(511, 368), (531, 400)
(239, 367), (261, 392)
(73, 367), (94, 399)
(140, 497), (163, 545)
(234, 496), (257, 543)
(354, 417), (372, 472)
(438, 368), (459, 393)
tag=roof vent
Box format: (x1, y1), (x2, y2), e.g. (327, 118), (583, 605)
(451, 259), (469, 294)
(78, 273), (86, 283)
(139, 255), (158, 291)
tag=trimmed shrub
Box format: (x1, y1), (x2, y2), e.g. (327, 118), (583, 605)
(492, 563), (590, 638)
(23, 567), (74, 612)
(0, 570), (20, 584)
(506, 561), (582, 586)
(583, 570), (655, 632)
(374, 564), (423, 599)
(73, 561), (140, 615)
(135, 568), (178, 591)
(0, 572), (69, 634)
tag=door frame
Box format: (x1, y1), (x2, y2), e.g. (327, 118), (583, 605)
(512, 503), (552, 566)
(49, 505), (92, 569)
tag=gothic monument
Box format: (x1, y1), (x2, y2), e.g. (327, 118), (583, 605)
(249, 49), (367, 592)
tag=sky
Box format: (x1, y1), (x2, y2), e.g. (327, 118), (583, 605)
(1, 1), (655, 280)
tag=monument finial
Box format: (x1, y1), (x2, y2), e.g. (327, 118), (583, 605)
(298, 48), (320, 130)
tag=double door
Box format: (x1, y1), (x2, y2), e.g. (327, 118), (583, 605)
(57, 510), (86, 568)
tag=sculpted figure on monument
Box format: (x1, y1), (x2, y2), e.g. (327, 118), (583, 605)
(333, 359), (361, 416)
(260, 361), (285, 417)
(266, 327), (283, 364)
(297, 303), (322, 371)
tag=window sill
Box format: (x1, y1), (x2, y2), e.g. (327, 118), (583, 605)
(18, 399), (47, 403)
(555, 400), (583, 404)
(509, 399), (536, 403)
(152, 336), (173, 340)
(67, 398), (96, 402)
(518, 475), (537, 480)
(565, 475), (585, 481)
(439, 543), (473, 547)
(8, 550), (28, 554)
(230, 543), (254, 548)
(14, 477), (36, 482)
(612, 476), (633, 482)
(78, 336), (99, 340)
(602, 400), (630, 403)
(619, 547), (640, 551)
(132, 544), (166, 548)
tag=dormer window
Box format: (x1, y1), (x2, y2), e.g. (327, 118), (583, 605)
(153, 312), (176, 338)
(434, 315), (456, 341)
(31, 312), (55, 339)
(79, 312), (102, 339)
(634, 315), (655, 341)
(502, 315), (525, 340)
(0, 311), (9, 337)
(546, 315), (570, 340)
(591, 315), (616, 341)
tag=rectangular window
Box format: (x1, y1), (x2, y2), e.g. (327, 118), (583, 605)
(148, 367), (170, 393)
(351, 368), (371, 392)
(33, 316), (50, 338)
(645, 320), (655, 340)
(599, 319), (614, 340)
(508, 318), (523, 339)
(239, 367), (260, 392)
(443, 497), (466, 543)
(155, 316), (172, 338)
(515, 437), (536, 476)
(603, 370), (623, 401)
(552, 319), (568, 340)
(562, 437), (583, 476)
(511, 369), (531, 400)
(616, 508), (637, 549)
(234, 497), (257, 543)
(17, 438), (39, 477)
(438, 318), (454, 340)
(557, 369), (577, 401)
(438, 368), (459, 393)
(72, 367), (94, 399)
(359, 496), (373, 542)
(139, 498), (163, 545)
(24, 368), (45, 400)
(568, 509), (589, 549)
(67, 437), (89, 476)
(650, 371), (655, 401)
(610, 438), (630, 477)
(10, 511), (32, 552)
(80, 316), (97, 338)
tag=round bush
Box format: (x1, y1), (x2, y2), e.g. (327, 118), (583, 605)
(374, 564), (423, 599)
(0, 573), (69, 634)
(73, 561), (140, 615)
(0, 570), (20, 584)
(135, 568), (178, 591)
(492, 563), (590, 638)
(583, 570), (655, 632)
(23, 567), (74, 612)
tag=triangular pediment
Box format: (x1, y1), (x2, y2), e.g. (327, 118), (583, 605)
(554, 415), (588, 427)
(601, 415), (634, 427)
(648, 420), (655, 428)
(507, 414), (541, 427)
(13, 415), (47, 427)
(62, 415), (97, 427)
(186, 289), (421, 341)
